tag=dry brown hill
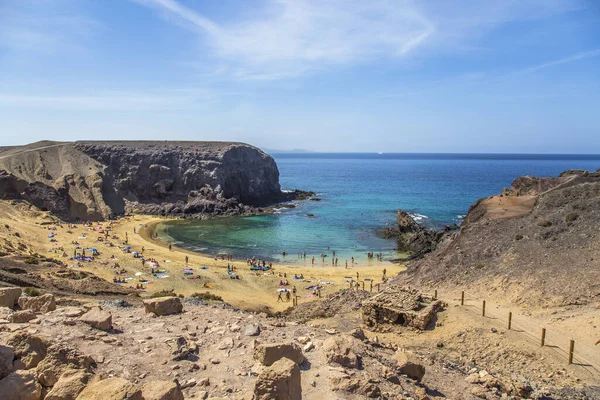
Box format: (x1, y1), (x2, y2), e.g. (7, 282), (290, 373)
(398, 169), (600, 308)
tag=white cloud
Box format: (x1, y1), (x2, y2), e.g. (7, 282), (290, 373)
(136, 0), (435, 79)
(134, 0), (584, 80)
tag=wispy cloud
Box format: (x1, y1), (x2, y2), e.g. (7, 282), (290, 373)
(134, 0), (436, 80)
(0, 0), (100, 53)
(0, 88), (244, 111)
(134, 0), (584, 80)
(518, 48), (600, 75)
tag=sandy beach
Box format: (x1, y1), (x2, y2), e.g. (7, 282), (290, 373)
(1, 201), (404, 312)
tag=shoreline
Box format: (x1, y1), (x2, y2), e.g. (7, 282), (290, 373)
(121, 214), (406, 311)
(147, 217), (404, 267)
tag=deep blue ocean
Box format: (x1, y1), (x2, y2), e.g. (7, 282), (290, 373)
(157, 153), (600, 264)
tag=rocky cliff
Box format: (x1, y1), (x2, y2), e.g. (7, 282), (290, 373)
(398, 169), (600, 307)
(0, 141), (293, 220)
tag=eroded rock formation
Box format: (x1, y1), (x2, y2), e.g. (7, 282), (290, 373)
(0, 141), (299, 220)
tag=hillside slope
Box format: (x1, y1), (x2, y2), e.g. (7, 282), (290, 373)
(398, 169), (600, 308)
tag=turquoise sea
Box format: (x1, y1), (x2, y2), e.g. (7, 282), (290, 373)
(156, 153), (600, 264)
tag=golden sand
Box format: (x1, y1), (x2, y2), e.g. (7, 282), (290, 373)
(0, 202), (404, 311)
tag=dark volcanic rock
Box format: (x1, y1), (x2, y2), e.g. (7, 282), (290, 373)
(382, 210), (454, 260)
(0, 141), (302, 220)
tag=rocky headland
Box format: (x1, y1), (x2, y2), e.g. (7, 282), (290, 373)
(0, 141), (308, 221)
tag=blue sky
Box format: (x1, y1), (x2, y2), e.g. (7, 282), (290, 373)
(1, 0), (599, 152)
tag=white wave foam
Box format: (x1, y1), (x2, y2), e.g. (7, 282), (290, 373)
(409, 213), (429, 222)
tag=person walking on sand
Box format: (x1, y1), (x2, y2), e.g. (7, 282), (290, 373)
(285, 291), (291, 302)
(312, 256), (315, 265)
(277, 292), (283, 303)
(356, 272), (359, 280)
(383, 268), (387, 277)
(168, 244), (172, 251)
(185, 255), (188, 265)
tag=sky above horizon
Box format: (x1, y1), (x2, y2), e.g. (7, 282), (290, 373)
(1, 0), (599, 153)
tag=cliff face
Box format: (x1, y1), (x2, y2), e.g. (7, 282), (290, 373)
(0, 141), (287, 220)
(398, 169), (600, 308)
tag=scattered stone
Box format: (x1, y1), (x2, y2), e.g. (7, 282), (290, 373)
(217, 337), (234, 350)
(295, 337), (309, 345)
(79, 307), (113, 331)
(303, 342), (314, 352)
(18, 294), (56, 313)
(6, 332), (49, 369)
(0, 370), (42, 400)
(253, 357), (301, 400)
(45, 368), (93, 400)
(0, 344), (14, 380)
(197, 391), (208, 400)
(198, 377), (210, 386)
(170, 336), (198, 362)
(36, 345), (94, 387)
(142, 380), (184, 400)
(77, 377), (143, 400)
(0, 287), (22, 308)
(244, 324), (260, 336)
(322, 335), (360, 369)
(143, 297), (183, 316)
(253, 343), (304, 366)
(395, 350), (426, 382)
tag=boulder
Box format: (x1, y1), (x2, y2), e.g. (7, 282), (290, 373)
(0, 287), (22, 308)
(45, 368), (93, 400)
(76, 377), (143, 400)
(245, 324), (261, 336)
(18, 294), (56, 313)
(79, 307), (112, 331)
(395, 349), (425, 382)
(0, 370), (42, 400)
(142, 380), (184, 400)
(322, 335), (360, 369)
(0, 344), (14, 380)
(6, 332), (49, 369)
(36, 345), (95, 387)
(253, 357), (301, 400)
(143, 297), (183, 316)
(253, 343), (304, 366)
(8, 310), (37, 323)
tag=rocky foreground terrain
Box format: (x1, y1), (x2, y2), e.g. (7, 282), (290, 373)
(0, 285), (597, 400)
(0, 141), (303, 221)
(398, 169), (600, 308)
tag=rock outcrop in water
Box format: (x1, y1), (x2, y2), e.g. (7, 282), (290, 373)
(381, 210), (455, 260)
(0, 141), (298, 220)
